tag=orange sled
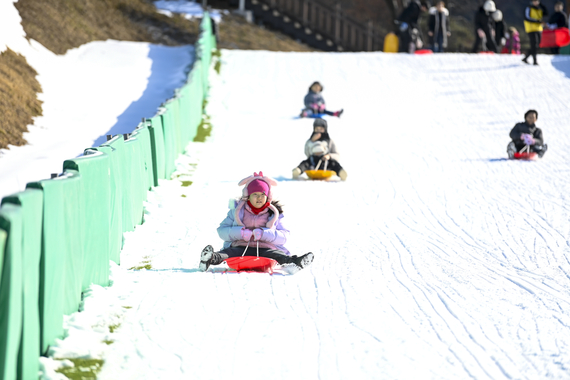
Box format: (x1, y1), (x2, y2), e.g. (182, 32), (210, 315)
(305, 170), (335, 180)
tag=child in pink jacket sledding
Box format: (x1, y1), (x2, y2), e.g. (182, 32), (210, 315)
(199, 171), (314, 271)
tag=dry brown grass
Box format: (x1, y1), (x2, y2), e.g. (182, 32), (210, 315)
(15, 0), (200, 55)
(217, 14), (313, 52)
(0, 48), (42, 150)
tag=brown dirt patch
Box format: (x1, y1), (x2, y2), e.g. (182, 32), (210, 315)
(217, 14), (313, 52)
(0, 48), (42, 150)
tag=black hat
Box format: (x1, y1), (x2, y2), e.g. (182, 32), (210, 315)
(309, 81), (323, 92)
(313, 118), (328, 131)
(524, 109), (538, 118)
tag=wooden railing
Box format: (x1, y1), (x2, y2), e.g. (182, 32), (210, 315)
(247, 0), (383, 51)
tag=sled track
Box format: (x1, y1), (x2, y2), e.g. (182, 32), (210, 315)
(89, 52), (570, 379)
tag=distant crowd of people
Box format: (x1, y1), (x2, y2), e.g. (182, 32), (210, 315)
(395, 0), (569, 63)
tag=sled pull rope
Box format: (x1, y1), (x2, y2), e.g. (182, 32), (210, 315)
(323, 159), (328, 171)
(519, 144), (530, 154)
(241, 241), (250, 257)
(315, 159), (323, 171)
(257, 241), (259, 258)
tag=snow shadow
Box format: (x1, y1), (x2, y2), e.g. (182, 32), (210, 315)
(552, 56), (570, 80)
(91, 45), (194, 148)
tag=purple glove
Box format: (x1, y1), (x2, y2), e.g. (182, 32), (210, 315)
(241, 228), (253, 241)
(521, 133), (535, 145)
(253, 228), (263, 241)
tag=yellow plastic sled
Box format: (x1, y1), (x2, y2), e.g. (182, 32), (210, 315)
(305, 170), (335, 180)
(384, 32), (399, 53)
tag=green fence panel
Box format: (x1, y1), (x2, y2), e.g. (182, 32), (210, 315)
(161, 106), (177, 178)
(123, 138), (145, 230)
(94, 136), (125, 263)
(1, 190), (42, 380)
(149, 114), (166, 182)
(27, 172), (84, 354)
(132, 124), (154, 194)
(561, 45), (570, 55)
(0, 204), (23, 380)
(63, 152), (110, 290)
(188, 67), (204, 141)
(164, 100), (183, 156)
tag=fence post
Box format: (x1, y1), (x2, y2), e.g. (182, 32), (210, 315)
(367, 20), (373, 51)
(335, 1), (341, 44)
(303, 0), (308, 24)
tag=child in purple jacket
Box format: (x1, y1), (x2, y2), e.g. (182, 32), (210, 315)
(300, 81), (343, 118)
(199, 171), (314, 271)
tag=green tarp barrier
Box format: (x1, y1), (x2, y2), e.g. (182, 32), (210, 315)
(0, 204), (23, 380)
(161, 106), (177, 178)
(149, 114), (166, 182)
(1, 190), (43, 379)
(64, 152), (110, 290)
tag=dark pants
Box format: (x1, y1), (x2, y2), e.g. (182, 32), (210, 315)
(432, 33), (444, 53)
(398, 30), (416, 53)
(471, 33), (497, 53)
(297, 155), (343, 175)
(513, 142), (545, 153)
(524, 32), (541, 63)
(303, 107), (335, 116)
(212, 246), (296, 265)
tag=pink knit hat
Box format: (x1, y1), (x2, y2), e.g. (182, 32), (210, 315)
(247, 179), (270, 196)
(235, 171), (279, 228)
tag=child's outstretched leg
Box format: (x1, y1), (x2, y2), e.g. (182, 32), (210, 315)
(322, 109), (343, 117)
(292, 158), (312, 179)
(199, 245), (230, 271)
(325, 159), (348, 181)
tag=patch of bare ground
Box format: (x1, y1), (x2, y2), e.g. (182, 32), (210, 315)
(0, 49), (42, 150)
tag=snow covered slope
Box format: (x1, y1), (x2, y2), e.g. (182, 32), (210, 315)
(51, 51), (570, 379)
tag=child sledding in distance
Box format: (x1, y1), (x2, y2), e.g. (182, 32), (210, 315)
(199, 172), (315, 271)
(507, 109), (548, 159)
(300, 81), (344, 118)
(292, 118), (348, 180)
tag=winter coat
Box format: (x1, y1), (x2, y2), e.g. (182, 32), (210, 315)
(304, 91), (325, 109)
(217, 200), (290, 255)
(548, 11), (569, 29)
(474, 6), (495, 37)
(524, 3), (548, 33)
(304, 138), (340, 161)
(504, 31), (521, 54)
(509, 122), (544, 146)
(398, 0), (422, 29)
(428, 7), (450, 48)
(495, 20), (506, 46)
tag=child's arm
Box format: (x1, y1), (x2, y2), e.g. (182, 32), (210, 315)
(217, 209), (244, 242)
(328, 140), (341, 162)
(258, 215), (290, 245)
(533, 128), (544, 146)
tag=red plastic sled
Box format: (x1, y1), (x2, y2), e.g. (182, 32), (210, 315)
(513, 152), (538, 160)
(225, 256), (278, 273)
(540, 28), (570, 48)
(414, 49), (433, 55)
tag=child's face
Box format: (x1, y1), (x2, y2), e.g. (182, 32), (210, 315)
(311, 84), (322, 93)
(249, 192), (267, 208)
(555, 4), (563, 12)
(314, 126), (325, 133)
(525, 113), (537, 125)
(436, 2), (444, 11)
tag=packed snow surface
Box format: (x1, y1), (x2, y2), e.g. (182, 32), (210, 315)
(48, 51), (570, 379)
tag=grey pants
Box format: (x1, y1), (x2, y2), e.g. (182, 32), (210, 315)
(212, 246), (297, 266)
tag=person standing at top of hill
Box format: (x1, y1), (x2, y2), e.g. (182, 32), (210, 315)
(492, 10), (507, 51)
(300, 81), (343, 118)
(396, 0), (430, 53)
(522, 0), (548, 65)
(428, 1), (451, 53)
(546, 2), (568, 54)
(472, 1), (498, 53)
